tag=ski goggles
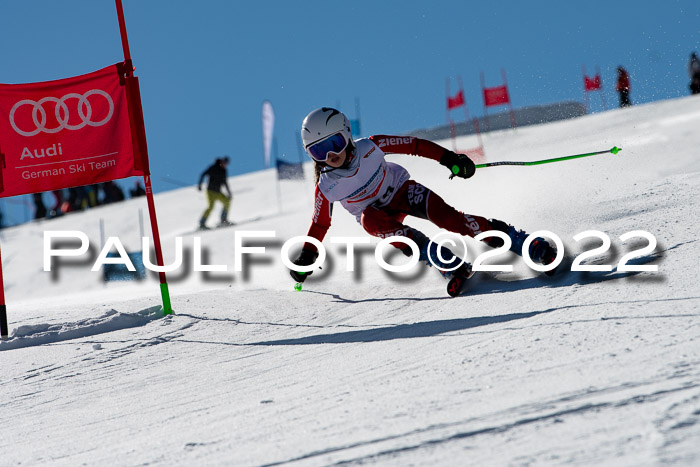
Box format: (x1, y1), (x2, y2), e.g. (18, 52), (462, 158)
(305, 133), (349, 162)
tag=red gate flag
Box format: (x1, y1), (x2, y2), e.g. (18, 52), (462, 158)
(584, 74), (602, 91)
(483, 85), (510, 107)
(0, 64), (144, 198)
(447, 90), (465, 110)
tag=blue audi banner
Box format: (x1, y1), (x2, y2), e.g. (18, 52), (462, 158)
(0, 64), (144, 197)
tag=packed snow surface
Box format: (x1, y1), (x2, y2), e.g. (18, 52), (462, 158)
(1, 97), (699, 465)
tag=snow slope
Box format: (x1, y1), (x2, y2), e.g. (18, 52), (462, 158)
(1, 96), (699, 466)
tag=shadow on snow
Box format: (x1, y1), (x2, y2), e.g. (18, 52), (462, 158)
(249, 259), (666, 346)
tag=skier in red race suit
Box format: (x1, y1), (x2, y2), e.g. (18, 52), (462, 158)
(290, 107), (557, 296)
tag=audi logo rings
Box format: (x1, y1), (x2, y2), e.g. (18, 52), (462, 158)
(9, 89), (114, 137)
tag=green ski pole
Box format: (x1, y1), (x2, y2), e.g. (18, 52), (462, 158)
(471, 146), (621, 170)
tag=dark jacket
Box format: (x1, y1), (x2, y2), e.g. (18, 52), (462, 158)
(616, 69), (630, 92)
(689, 54), (700, 79)
(199, 161), (230, 194)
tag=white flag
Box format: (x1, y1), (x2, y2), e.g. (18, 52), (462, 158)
(262, 100), (275, 168)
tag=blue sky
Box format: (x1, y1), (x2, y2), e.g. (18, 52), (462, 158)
(0, 0), (698, 224)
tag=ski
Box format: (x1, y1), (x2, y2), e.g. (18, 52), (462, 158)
(446, 263), (475, 297)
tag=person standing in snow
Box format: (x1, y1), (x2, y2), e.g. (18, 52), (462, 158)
(289, 108), (558, 296)
(198, 156), (233, 229)
(616, 66), (632, 108)
(49, 190), (64, 218)
(689, 52), (700, 95)
(130, 181), (146, 198)
(33, 193), (47, 220)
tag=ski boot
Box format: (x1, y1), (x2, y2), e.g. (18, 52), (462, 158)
(504, 225), (559, 276)
(417, 238), (474, 297)
(219, 208), (234, 227)
(529, 237), (559, 276)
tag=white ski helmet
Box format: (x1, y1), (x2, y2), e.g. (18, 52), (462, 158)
(301, 107), (353, 162)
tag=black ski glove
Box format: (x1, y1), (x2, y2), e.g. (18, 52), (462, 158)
(289, 248), (319, 283)
(440, 150), (475, 179)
